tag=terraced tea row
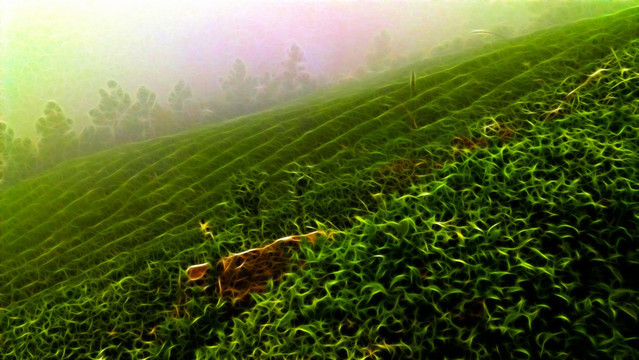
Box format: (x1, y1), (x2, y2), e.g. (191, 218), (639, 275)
(3, 5), (639, 305)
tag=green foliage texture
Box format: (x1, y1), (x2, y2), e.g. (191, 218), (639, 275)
(1, 6), (639, 359)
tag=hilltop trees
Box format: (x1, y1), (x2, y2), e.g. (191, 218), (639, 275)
(117, 86), (157, 142)
(36, 101), (76, 167)
(2, 108), (74, 185)
(83, 80), (132, 150)
(1, 34), (393, 187)
(92, 80), (132, 132)
(4, 137), (37, 184)
(255, 72), (279, 109)
(216, 45), (319, 119)
(0, 122), (12, 184)
(2, 102), (77, 185)
(167, 80), (202, 129)
(280, 44), (315, 98)
(81, 81), (163, 148)
(168, 80), (193, 113)
(77, 79), (208, 151)
(2, 41), (335, 185)
(220, 59), (257, 117)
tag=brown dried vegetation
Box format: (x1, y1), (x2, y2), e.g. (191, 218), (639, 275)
(451, 136), (488, 151)
(217, 231), (325, 304)
(374, 158), (430, 191)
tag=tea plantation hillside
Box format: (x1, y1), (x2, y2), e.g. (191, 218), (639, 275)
(1, 7), (639, 359)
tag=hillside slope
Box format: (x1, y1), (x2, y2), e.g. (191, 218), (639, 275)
(1, 7), (639, 359)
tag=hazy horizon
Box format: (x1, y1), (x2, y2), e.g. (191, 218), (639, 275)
(1, 0), (632, 137)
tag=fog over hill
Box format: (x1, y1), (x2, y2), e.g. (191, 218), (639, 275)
(2, 0), (632, 137)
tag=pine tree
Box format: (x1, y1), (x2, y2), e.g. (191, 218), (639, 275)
(168, 80), (192, 113)
(220, 59), (257, 116)
(255, 72), (280, 109)
(167, 80), (200, 129)
(88, 80), (131, 146)
(36, 101), (76, 168)
(279, 44), (315, 98)
(5, 137), (37, 183)
(0, 122), (13, 185)
(118, 86), (156, 142)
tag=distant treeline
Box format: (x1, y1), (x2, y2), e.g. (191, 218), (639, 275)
(2, 0), (633, 185)
(0, 35), (407, 186)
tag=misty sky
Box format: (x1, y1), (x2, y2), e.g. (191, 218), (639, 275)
(0, 0), (584, 137)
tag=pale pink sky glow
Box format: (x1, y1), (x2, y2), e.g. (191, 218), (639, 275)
(2, 0), (532, 136)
